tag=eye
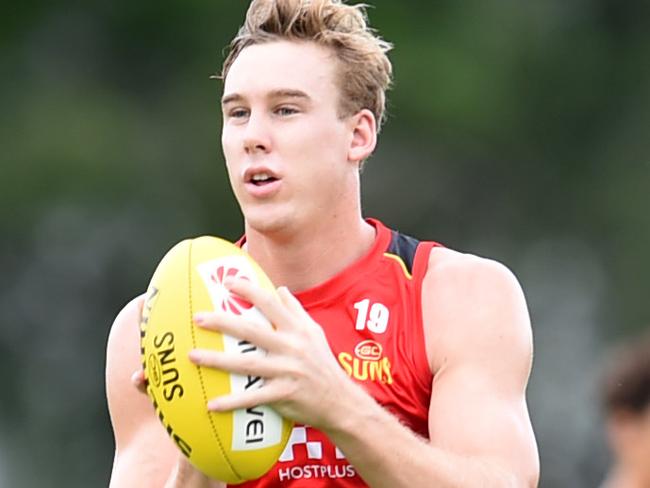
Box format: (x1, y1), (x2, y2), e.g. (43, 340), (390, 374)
(275, 106), (299, 117)
(228, 108), (249, 119)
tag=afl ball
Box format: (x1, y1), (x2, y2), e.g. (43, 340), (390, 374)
(140, 236), (293, 483)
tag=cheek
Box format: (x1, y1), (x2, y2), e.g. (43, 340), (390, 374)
(293, 119), (349, 165)
(320, 120), (350, 156)
(221, 127), (240, 165)
(220, 130), (242, 193)
(221, 127), (235, 160)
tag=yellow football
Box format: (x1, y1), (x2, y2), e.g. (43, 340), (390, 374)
(139, 236), (293, 483)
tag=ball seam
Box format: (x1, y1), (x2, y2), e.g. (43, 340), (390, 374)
(190, 237), (243, 482)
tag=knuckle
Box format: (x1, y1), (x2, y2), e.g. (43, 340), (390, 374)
(307, 322), (327, 341)
(239, 353), (259, 371)
(283, 380), (300, 399)
(284, 359), (303, 379)
(283, 335), (304, 356)
(236, 323), (258, 344)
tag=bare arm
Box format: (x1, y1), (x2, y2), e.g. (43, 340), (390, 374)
(105, 296), (224, 488)
(324, 249), (539, 487)
(424, 249), (539, 485)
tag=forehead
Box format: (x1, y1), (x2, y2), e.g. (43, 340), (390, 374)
(223, 40), (339, 103)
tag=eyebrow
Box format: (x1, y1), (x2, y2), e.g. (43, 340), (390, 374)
(221, 89), (312, 106)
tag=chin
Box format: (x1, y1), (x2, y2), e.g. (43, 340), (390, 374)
(243, 207), (299, 237)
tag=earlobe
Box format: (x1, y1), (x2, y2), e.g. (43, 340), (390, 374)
(348, 109), (377, 163)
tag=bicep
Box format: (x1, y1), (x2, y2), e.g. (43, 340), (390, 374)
(428, 362), (537, 477)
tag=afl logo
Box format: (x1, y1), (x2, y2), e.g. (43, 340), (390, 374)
(147, 353), (162, 387)
(209, 265), (253, 315)
(354, 340), (382, 361)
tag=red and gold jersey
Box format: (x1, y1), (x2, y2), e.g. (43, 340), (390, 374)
(233, 219), (441, 487)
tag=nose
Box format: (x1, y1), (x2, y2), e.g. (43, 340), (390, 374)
(243, 111), (271, 155)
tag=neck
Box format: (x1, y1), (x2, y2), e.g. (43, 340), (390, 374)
(243, 214), (376, 292)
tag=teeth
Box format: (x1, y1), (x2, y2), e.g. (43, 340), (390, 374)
(251, 173), (270, 182)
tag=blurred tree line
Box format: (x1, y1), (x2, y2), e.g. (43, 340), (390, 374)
(0, 1), (648, 486)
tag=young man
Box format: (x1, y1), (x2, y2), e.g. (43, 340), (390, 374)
(600, 331), (650, 488)
(106, 0), (540, 486)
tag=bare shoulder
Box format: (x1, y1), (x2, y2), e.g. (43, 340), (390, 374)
(424, 247), (526, 303)
(105, 296), (143, 394)
(422, 247), (533, 378)
(106, 296), (145, 411)
(105, 295), (151, 445)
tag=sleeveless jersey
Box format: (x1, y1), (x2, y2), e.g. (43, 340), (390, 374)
(231, 218), (441, 487)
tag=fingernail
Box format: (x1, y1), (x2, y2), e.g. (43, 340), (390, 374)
(193, 313), (206, 324)
(207, 399), (222, 411)
(188, 350), (201, 363)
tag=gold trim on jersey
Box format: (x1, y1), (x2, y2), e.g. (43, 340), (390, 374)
(383, 252), (413, 280)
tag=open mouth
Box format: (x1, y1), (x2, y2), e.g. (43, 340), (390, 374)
(249, 172), (279, 186)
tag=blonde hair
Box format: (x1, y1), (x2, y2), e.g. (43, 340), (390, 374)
(220, 0), (393, 130)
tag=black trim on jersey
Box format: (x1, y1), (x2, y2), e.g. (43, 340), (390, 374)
(387, 230), (420, 276)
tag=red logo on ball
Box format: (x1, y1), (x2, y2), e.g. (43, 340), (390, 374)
(210, 265), (252, 315)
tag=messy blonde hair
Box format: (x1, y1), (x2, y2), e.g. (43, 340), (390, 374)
(221, 0), (393, 130)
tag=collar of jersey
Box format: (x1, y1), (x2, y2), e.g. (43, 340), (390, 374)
(237, 218), (391, 308)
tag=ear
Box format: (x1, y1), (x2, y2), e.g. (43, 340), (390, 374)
(347, 109), (377, 164)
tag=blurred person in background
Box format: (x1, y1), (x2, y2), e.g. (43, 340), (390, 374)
(106, 0), (540, 486)
(601, 330), (650, 488)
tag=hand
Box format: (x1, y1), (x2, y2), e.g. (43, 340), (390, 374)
(188, 279), (355, 430)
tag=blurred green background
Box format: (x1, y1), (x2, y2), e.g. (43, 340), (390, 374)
(1, 1), (649, 486)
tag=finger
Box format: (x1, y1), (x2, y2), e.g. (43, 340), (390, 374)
(207, 381), (285, 412)
(131, 369), (148, 394)
(277, 286), (321, 336)
(188, 349), (286, 378)
(193, 311), (284, 352)
(225, 278), (294, 331)
(277, 286), (308, 317)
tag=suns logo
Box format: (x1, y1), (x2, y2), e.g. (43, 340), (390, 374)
(209, 265), (253, 315)
(338, 339), (393, 385)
